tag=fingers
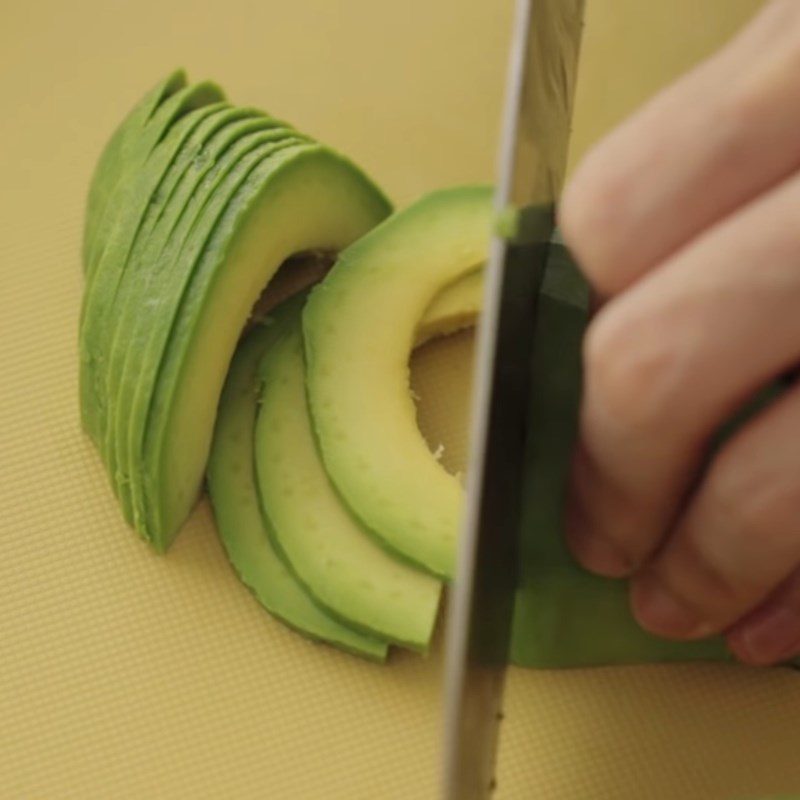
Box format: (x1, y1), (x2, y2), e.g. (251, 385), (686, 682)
(566, 168), (800, 578)
(559, 0), (800, 296)
(629, 378), (800, 643)
(727, 570), (800, 666)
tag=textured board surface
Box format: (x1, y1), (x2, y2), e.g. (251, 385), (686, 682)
(4, 0), (800, 798)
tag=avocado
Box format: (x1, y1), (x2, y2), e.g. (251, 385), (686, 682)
(83, 70), (186, 273)
(84, 78), (225, 279)
(80, 85), (226, 446)
(253, 296), (441, 650)
(416, 269), (484, 346)
(209, 255), (484, 657)
(208, 307), (388, 662)
(120, 133), (311, 527)
(134, 144), (391, 550)
(511, 244), (800, 668)
(303, 186), (492, 579)
(104, 114), (303, 522)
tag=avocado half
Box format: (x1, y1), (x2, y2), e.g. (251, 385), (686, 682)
(80, 72), (391, 551)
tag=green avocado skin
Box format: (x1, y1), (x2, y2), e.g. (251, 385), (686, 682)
(207, 303), (388, 662)
(84, 78), (224, 280)
(139, 145), (391, 551)
(80, 85), (226, 448)
(83, 70), (186, 273)
(106, 115), (304, 523)
(511, 244), (798, 669)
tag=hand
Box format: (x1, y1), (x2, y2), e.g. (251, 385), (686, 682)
(559, 0), (800, 667)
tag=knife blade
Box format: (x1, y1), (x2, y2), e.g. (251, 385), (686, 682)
(442, 2), (585, 798)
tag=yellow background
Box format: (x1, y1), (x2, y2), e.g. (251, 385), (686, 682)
(3, 0), (799, 798)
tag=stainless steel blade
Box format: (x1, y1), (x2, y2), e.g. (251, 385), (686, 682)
(442, 1), (585, 798)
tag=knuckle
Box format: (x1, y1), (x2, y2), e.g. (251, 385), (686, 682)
(559, 156), (631, 294)
(583, 306), (684, 437)
(708, 442), (800, 555)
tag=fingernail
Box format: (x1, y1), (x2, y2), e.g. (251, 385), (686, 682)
(730, 606), (800, 666)
(631, 575), (713, 639)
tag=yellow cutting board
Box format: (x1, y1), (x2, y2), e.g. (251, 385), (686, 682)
(3, 1), (799, 797)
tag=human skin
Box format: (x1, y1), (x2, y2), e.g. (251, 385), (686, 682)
(559, 0), (800, 667)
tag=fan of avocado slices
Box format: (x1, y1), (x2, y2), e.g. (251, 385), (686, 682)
(80, 71), (392, 552)
(82, 73), (798, 668)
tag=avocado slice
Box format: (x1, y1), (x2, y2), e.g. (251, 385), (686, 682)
(416, 269), (484, 346)
(303, 186), (492, 579)
(209, 258), (484, 658)
(208, 307), (388, 662)
(84, 78), (225, 280)
(135, 145), (391, 550)
(83, 69), (187, 272)
(103, 114), (302, 520)
(253, 297), (441, 650)
(120, 133), (312, 527)
(80, 87), (226, 446)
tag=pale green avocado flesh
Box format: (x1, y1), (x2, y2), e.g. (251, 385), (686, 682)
(253, 297), (441, 650)
(303, 186), (493, 579)
(416, 268), (483, 346)
(207, 261), (483, 657)
(139, 145), (391, 550)
(207, 309), (388, 662)
(106, 117), (305, 522)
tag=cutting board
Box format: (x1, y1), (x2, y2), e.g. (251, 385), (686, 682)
(3, 0), (799, 797)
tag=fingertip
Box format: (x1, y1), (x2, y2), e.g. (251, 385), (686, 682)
(727, 604), (800, 667)
(565, 447), (638, 578)
(630, 572), (715, 640)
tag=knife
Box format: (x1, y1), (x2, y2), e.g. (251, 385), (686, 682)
(442, 1), (585, 798)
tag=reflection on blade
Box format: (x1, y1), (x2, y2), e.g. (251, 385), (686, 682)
(442, 1), (585, 798)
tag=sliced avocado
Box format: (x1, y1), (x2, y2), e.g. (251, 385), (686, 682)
(83, 69), (187, 272)
(511, 245), (800, 669)
(208, 309), (388, 662)
(253, 297), (441, 649)
(416, 269), (484, 346)
(136, 146), (391, 550)
(103, 115), (302, 520)
(119, 138), (314, 534)
(80, 86), (225, 446)
(303, 186), (492, 579)
(509, 244), (727, 666)
(84, 78), (225, 279)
